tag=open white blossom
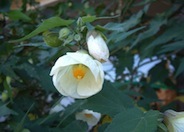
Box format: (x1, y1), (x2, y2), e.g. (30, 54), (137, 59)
(86, 30), (109, 62)
(50, 51), (104, 99)
(76, 109), (101, 127)
(164, 110), (184, 132)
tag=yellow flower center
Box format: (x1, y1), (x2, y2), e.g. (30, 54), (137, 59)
(72, 64), (88, 80)
(84, 113), (93, 118)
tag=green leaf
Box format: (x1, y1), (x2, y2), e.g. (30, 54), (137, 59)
(36, 66), (56, 92)
(103, 5), (148, 32)
(3, 79), (13, 102)
(7, 10), (31, 21)
(158, 40), (184, 54)
(61, 120), (88, 132)
(81, 16), (97, 23)
(148, 61), (169, 83)
(105, 108), (159, 132)
(131, 15), (167, 49)
(16, 63), (39, 80)
(157, 122), (168, 132)
(57, 100), (86, 127)
(15, 103), (34, 132)
(109, 26), (145, 43)
(9, 17), (74, 43)
(0, 103), (18, 116)
(115, 52), (134, 75)
(175, 58), (184, 77)
(1, 60), (20, 80)
(82, 82), (134, 117)
(103, 11), (143, 32)
(131, 5), (181, 49)
(145, 23), (184, 50)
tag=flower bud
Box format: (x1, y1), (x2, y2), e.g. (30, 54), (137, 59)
(77, 17), (84, 27)
(43, 31), (62, 47)
(59, 27), (71, 40)
(164, 110), (184, 132)
(86, 30), (109, 62)
(1, 91), (8, 102)
(74, 34), (81, 42)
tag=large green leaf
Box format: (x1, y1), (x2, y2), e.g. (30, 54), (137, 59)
(61, 120), (88, 132)
(82, 82), (134, 117)
(9, 17), (74, 43)
(105, 108), (159, 132)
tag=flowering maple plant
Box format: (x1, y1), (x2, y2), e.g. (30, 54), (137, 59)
(4, 1), (184, 131)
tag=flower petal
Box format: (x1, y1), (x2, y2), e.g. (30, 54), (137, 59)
(67, 51), (101, 81)
(50, 54), (79, 76)
(52, 68), (69, 96)
(77, 69), (103, 97)
(58, 66), (88, 98)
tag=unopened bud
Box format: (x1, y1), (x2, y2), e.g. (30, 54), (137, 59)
(1, 91), (8, 102)
(86, 30), (109, 62)
(59, 28), (71, 40)
(43, 31), (62, 47)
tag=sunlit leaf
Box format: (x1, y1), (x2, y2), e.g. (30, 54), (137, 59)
(9, 17), (74, 43)
(81, 16), (97, 23)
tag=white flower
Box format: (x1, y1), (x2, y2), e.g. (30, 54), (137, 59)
(86, 30), (109, 62)
(164, 110), (184, 132)
(50, 50), (104, 99)
(75, 109), (101, 127)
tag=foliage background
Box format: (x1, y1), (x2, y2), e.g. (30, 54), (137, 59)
(0, 0), (184, 131)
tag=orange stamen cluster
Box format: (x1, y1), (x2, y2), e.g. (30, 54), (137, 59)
(72, 64), (87, 80)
